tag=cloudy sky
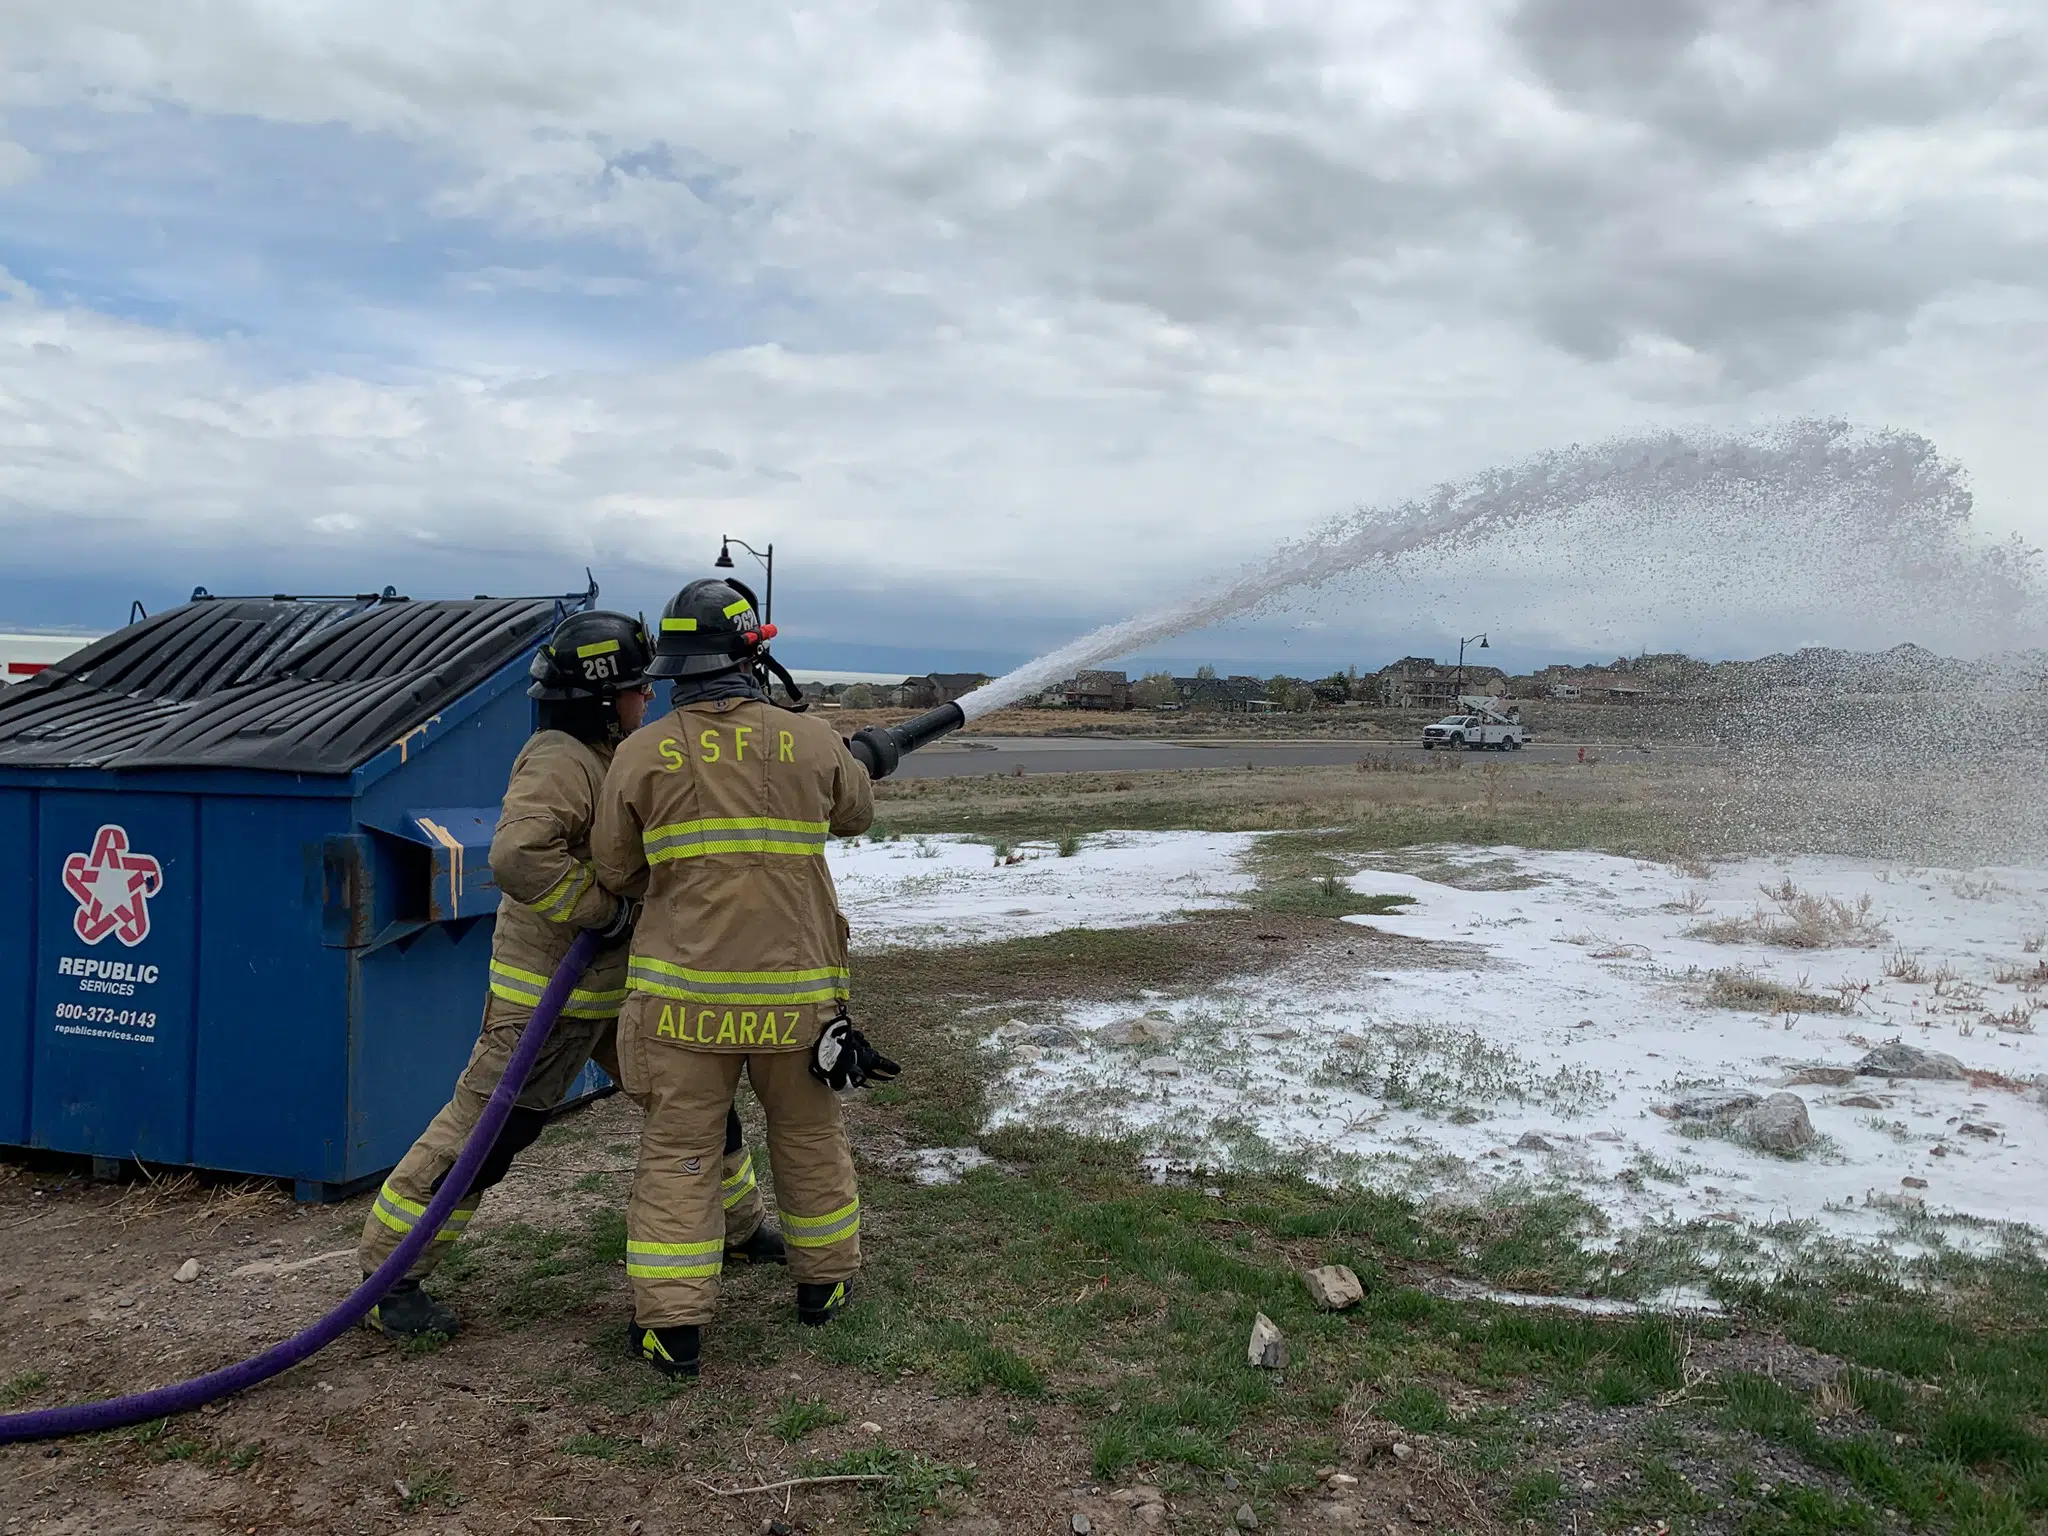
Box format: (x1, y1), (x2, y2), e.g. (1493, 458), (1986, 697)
(2, 1), (2043, 677)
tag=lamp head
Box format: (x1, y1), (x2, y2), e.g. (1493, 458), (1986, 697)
(714, 539), (735, 570)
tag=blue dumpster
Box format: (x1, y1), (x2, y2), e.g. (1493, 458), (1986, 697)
(0, 585), (605, 1199)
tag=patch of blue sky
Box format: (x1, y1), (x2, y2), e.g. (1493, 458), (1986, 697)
(0, 104), (793, 376)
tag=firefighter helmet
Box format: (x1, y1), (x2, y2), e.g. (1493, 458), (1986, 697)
(527, 609), (654, 700)
(645, 578), (777, 681)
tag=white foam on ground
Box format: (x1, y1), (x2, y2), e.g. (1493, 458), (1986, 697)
(836, 833), (2048, 1249)
(830, 831), (1258, 946)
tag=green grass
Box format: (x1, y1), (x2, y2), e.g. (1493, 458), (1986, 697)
(1506, 1469), (1565, 1516)
(561, 1432), (677, 1468)
(1, 1370), (49, 1407)
(1249, 876), (1417, 920)
(398, 1468), (462, 1512)
(799, 1447), (978, 1536)
(771, 1394), (850, 1443)
(445, 1205), (629, 1324)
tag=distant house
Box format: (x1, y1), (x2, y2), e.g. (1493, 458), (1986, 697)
(1373, 657), (1508, 709)
(901, 672), (992, 709)
(1065, 670), (1130, 710)
(1538, 666), (1657, 702)
(1174, 676), (1268, 712)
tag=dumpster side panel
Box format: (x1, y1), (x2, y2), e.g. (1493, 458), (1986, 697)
(353, 665), (533, 833)
(193, 796), (353, 1182)
(32, 793), (199, 1164)
(346, 918), (497, 1181)
(0, 788), (31, 1144)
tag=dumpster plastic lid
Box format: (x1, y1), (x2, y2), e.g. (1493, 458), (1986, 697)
(0, 592), (567, 773)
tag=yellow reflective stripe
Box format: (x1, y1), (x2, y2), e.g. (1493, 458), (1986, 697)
(625, 1237), (724, 1279)
(661, 617), (698, 632)
(782, 1198), (859, 1248)
(626, 957), (848, 1005)
(492, 962), (626, 1017)
(575, 638), (620, 659)
(531, 863), (594, 923)
(631, 958), (847, 984)
(721, 1154), (757, 1210)
(721, 598), (751, 618)
(561, 985), (628, 1021)
(372, 1186), (477, 1241)
(643, 818), (830, 864)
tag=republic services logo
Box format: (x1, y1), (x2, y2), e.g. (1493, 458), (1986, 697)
(62, 825), (165, 948)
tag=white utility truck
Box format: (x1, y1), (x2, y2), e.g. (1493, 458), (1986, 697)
(1420, 696), (1533, 751)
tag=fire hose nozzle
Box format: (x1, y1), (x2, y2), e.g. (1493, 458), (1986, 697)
(847, 700), (966, 780)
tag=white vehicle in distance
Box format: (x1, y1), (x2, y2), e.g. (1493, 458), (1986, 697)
(1420, 697), (1533, 751)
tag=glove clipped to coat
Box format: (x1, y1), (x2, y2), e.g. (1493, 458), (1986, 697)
(808, 1010), (901, 1091)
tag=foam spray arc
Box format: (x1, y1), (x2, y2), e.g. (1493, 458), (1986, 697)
(951, 420), (2039, 724)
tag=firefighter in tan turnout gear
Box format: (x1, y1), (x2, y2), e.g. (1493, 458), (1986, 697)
(592, 578), (897, 1379)
(356, 609), (782, 1341)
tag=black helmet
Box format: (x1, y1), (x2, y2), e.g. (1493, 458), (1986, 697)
(646, 578), (776, 681)
(528, 609), (654, 700)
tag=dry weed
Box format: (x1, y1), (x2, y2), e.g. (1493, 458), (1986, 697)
(1689, 882), (1888, 949)
(1885, 949), (1929, 983)
(1993, 958), (2048, 992)
(1985, 1004), (2040, 1035)
(1660, 888), (1709, 915)
(2025, 931), (2046, 955)
(1704, 970), (1848, 1015)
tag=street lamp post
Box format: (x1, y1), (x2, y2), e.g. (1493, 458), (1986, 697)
(714, 536), (773, 625)
(1455, 632), (1489, 702)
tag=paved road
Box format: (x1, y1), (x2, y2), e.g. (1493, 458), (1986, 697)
(892, 734), (1702, 779)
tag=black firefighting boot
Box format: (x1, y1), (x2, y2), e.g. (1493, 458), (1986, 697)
(725, 1222), (788, 1266)
(796, 1281), (849, 1328)
(364, 1277), (459, 1340)
(637, 1323), (702, 1378)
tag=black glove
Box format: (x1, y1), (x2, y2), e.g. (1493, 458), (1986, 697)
(593, 896), (640, 944)
(808, 1011), (901, 1091)
(847, 725), (900, 781)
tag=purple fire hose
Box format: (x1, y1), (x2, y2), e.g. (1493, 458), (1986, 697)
(0, 930), (601, 1445)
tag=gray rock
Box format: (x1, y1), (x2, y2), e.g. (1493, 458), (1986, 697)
(1734, 1092), (1816, 1153)
(1028, 1026), (1083, 1050)
(173, 1259), (200, 1284)
(1223, 1473), (1240, 1492)
(1784, 1065), (1858, 1087)
(1390, 1443), (1415, 1463)
(1301, 1264), (1365, 1311)
(1858, 1043), (1968, 1080)
(1102, 1016), (1176, 1047)
(1251, 1026), (1300, 1041)
(1071, 1515), (1092, 1535)
(1236, 1505), (1259, 1530)
(1668, 1090), (1761, 1121)
(1840, 1094), (1887, 1110)
(1247, 1312), (1287, 1369)
(1514, 1132), (1555, 1153)
(1138, 1056), (1185, 1078)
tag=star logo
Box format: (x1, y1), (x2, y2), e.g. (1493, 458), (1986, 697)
(62, 825), (165, 948)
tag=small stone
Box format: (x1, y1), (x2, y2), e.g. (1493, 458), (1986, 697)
(1783, 1066), (1858, 1087)
(1029, 1026), (1084, 1050)
(1236, 1505), (1259, 1530)
(1301, 1264), (1365, 1311)
(173, 1259), (200, 1284)
(1732, 1092), (1816, 1153)
(1251, 1026), (1300, 1041)
(1902, 1176), (1929, 1189)
(1129, 1486), (1164, 1506)
(1138, 1056), (1185, 1078)
(1514, 1132), (1555, 1152)
(1137, 1506), (1166, 1528)
(1390, 1442), (1415, 1463)
(1857, 1043), (1968, 1081)
(1666, 1090), (1761, 1121)
(1101, 1016), (1176, 1047)
(1328, 1473), (1358, 1488)
(1223, 1472), (1241, 1492)
(1957, 1122), (1999, 1140)
(1840, 1094), (1887, 1109)
(1247, 1312), (1288, 1369)
(860, 1421), (882, 1434)
(1315, 1466), (1339, 1482)
(1071, 1515), (1092, 1535)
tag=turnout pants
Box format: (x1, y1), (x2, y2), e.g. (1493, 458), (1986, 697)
(620, 1025), (860, 1327)
(358, 996), (763, 1281)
